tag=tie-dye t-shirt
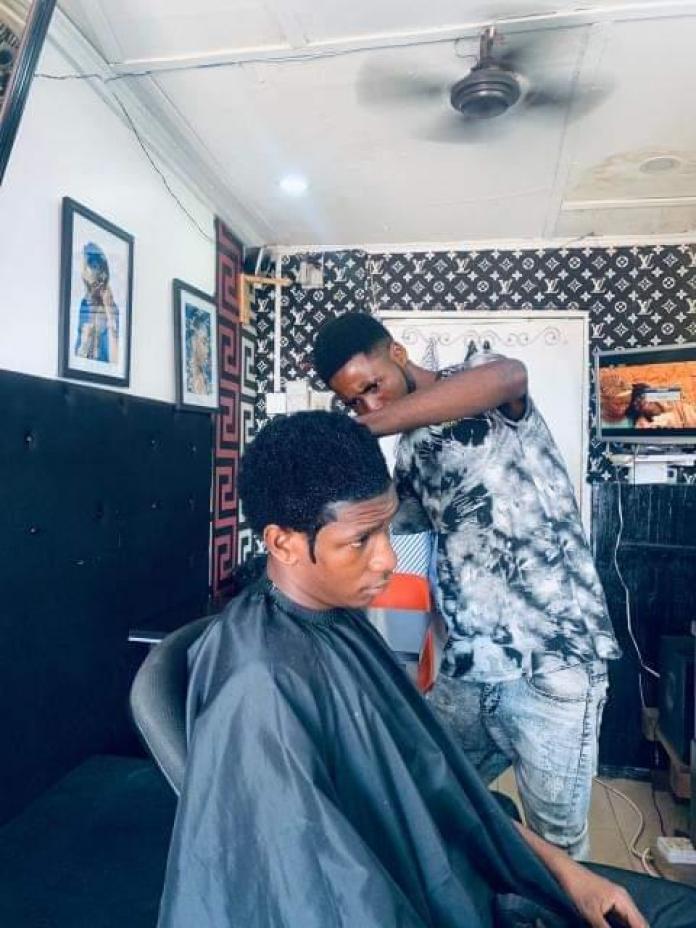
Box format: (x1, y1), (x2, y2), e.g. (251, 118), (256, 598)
(392, 366), (620, 683)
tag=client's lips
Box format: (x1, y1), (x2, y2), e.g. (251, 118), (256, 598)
(364, 580), (390, 600)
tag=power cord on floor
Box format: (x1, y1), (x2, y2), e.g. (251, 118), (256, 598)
(595, 778), (659, 877)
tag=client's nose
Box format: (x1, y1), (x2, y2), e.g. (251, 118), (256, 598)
(370, 531), (397, 575)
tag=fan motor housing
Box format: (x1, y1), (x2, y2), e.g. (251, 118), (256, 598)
(450, 66), (521, 119)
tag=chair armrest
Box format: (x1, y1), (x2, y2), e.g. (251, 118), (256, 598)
(128, 629), (167, 646)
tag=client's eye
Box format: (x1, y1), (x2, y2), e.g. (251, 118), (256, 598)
(350, 534), (370, 549)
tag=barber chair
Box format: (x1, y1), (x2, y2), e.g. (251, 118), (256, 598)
(129, 615), (213, 796)
(369, 572), (447, 693)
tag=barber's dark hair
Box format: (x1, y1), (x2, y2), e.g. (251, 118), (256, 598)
(313, 312), (392, 386)
(238, 411), (391, 559)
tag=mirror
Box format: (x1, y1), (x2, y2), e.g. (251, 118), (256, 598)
(0, 0), (56, 185)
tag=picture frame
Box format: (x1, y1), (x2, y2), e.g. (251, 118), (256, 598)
(173, 278), (219, 412)
(0, 0), (57, 185)
(58, 197), (134, 387)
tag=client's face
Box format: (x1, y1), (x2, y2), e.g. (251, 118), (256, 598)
(297, 487), (398, 611)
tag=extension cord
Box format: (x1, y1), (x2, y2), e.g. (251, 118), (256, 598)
(655, 837), (696, 865)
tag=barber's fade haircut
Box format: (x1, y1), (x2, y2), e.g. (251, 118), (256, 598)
(313, 312), (392, 386)
(238, 411), (391, 556)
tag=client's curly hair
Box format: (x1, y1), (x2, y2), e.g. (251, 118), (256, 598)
(238, 412), (391, 554)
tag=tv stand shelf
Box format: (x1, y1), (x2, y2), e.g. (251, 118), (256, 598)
(619, 542), (696, 556)
(607, 452), (696, 466)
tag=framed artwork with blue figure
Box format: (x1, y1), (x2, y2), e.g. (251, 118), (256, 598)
(59, 197), (134, 386)
(173, 279), (219, 412)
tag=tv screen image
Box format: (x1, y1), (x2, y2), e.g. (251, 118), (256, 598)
(596, 343), (696, 444)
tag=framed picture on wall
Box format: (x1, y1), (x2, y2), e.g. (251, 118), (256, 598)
(58, 197), (134, 387)
(173, 279), (219, 412)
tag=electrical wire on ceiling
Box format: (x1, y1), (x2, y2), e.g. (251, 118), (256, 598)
(35, 68), (215, 244)
(34, 28), (484, 84)
(111, 94), (214, 244)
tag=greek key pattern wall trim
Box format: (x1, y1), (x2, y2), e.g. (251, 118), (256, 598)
(254, 244), (696, 482)
(212, 219), (243, 595)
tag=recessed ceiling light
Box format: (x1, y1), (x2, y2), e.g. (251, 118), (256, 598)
(639, 155), (681, 175)
(279, 174), (308, 196)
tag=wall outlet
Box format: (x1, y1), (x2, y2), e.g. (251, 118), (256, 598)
(296, 259), (324, 289)
(655, 836), (696, 865)
(630, 460), (670, 484)
(265, 392), (286, 416)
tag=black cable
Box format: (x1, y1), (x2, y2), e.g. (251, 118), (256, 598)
(112, 95), (214, 244)
(651, 742), (667, 836)
(34, 32), (476, 84)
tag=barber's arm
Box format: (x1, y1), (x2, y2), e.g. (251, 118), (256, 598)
(357, 358), (528, 437)
(515, 823), (647, 928)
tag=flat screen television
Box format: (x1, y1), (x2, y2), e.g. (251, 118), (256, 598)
(596, 343), (696, 443)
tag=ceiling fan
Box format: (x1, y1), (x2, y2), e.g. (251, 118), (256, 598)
(357, 25), (609, 143)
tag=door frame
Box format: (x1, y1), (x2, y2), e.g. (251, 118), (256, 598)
(379, 310), (591, 532)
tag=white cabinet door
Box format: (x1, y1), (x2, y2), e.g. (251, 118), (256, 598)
(379, 311), (590, 531)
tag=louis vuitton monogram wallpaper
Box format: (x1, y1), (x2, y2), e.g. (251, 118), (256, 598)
(253, 242), (696, 482)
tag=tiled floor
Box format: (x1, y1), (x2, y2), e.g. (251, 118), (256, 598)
(492, 768), (691, 876)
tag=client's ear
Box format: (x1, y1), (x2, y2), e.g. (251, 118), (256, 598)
(263, 524), (304, 565)
(389, 341), (408, 368)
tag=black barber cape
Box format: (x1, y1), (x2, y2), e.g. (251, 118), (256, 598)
(158, 578), (581, 928)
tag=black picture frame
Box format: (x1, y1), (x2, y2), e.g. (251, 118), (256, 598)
(0, 0), (57, 185)
(58, 197), (134, 387)
(173, 279), (220, 413)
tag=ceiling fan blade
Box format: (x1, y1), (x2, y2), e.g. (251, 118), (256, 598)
(356, 61), (451, 108)
(419, 112), (513, 145)
(523, 87), (569, 110)
(524, 80), (612, 119)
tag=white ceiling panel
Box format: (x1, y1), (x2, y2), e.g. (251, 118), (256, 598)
(563, 16), (696, 206)
(151, 26), (587, 243)
(55, 1), (696, 244)
(286, 0), (637, 44)
(61, 0), (286, 61)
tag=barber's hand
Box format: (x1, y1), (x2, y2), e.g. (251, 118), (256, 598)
(556, 860), (648, 928)
(355, 412), (378, 432)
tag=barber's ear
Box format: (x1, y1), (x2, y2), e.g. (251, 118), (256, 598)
(263, 525), (304, 565)
(389, 341), (408, 368)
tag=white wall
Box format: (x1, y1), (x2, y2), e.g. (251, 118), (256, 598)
(0, 41), (216, 403)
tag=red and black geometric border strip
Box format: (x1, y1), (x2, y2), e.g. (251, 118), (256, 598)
(212, 218), (243, 596)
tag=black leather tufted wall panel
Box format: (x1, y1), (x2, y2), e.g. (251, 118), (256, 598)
(0, 371), (213, 823)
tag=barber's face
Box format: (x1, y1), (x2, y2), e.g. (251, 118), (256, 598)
(329, 345), (410, 416)
(277, 488), (398, 610)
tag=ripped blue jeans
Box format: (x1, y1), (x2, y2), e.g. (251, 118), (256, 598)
(428, 660), (608, 860)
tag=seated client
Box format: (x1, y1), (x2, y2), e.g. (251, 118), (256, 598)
(158, 411), (695, 928)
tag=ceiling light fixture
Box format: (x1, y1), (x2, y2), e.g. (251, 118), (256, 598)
(279, 174), (308, 196)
